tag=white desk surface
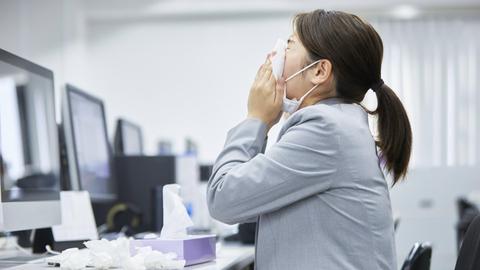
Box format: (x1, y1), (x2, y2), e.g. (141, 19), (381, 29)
(1, 242), (254, 270)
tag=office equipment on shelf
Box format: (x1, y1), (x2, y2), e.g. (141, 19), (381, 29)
(157, 140), (173, 155)
(114, 155), (176, 232)
(199, 164), (213, 183)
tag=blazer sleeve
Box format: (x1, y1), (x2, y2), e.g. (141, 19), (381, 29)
(207, 112), (339, 225)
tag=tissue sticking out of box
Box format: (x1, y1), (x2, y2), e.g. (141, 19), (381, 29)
(160, 184), (194, 239)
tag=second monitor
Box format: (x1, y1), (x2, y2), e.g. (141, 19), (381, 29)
(113, 118), (144, 156)
(61, 84), (117, 202)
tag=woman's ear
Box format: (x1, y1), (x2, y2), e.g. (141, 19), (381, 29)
(310, 59), (333, 85)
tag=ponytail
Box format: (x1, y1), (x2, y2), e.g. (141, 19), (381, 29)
(293, 9), (412, 184)
(372, 82), (412, 184)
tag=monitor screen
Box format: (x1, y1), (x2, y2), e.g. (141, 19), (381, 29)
(0, 50), (60, 202)
(66, 85), (116, 201)
(114, 119), (144, 156)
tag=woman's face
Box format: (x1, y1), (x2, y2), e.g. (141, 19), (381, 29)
(283, 33), (317, 99)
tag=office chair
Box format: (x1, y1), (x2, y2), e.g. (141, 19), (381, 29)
(456, 198), (480, 251)
(401, 242), (432, 270)
(455, 214), (480, 270)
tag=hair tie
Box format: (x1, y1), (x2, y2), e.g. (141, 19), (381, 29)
(371, 79), (384, 92)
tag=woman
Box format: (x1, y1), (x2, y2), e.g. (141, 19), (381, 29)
(207, 9), (412, 270)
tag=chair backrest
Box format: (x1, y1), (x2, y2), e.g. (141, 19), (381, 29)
(401, 242), (432, 270)
(457, 198), (480, 250)
(455, 214), (480, 270)
(458, 198), (480, 219)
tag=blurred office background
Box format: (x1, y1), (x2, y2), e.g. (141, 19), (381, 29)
(0, 0), (479, 269)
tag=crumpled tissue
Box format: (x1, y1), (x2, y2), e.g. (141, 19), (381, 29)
(55, 248), (89, 270)
(126, 246), (185, 270)
(54, 237), (185, 270)
(84, 237), (131, 268)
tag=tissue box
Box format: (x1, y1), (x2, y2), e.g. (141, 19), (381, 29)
(130, 235), (216, 266)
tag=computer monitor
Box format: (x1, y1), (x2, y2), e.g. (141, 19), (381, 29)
(0, 48), (61, 231)
(62, 84), (117, 202)
(113, 119), (144, 156)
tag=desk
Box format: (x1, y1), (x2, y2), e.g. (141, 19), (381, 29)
(1, 242), (254, 270)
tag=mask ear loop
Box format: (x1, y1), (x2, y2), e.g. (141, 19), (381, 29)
(283, 83), (319, 102)
(285, 60), (322, 82)
(298, 84), (320, 103)
(284, 60), (322, 102)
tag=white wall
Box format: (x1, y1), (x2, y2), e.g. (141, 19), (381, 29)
(0, 0), (87, 120)
(84, 16), (293, 161)
(0, 0), (64, 101)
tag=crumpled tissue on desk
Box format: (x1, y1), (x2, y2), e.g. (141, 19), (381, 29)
(52, 237), (185, 270)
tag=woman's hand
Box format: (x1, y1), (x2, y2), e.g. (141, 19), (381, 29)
(247, 53), (286, 131)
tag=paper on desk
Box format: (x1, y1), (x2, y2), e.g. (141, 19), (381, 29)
(52, 191), (98, 241)
(160, 184), (194, 239)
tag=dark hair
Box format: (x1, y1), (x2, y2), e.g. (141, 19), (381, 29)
(294, 9), (412, 184)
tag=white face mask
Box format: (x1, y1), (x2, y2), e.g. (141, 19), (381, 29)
(271, 39), (321, 114)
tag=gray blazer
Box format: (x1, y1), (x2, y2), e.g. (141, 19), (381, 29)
(207, 98), (397, 270)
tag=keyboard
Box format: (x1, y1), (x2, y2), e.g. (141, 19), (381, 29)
(0, 254), (51, 267)
(45, 249), (90, 267)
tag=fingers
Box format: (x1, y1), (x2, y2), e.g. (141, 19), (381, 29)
(256, 56), (268, 80)
(247, 53), (284, 126)
(275, 76), (286, 103)
(256, 50), (278, 80)
(253, 53), (276, 96)
(259, 72), (276, 103)
(263, 62), (272, 80)
(255, 54), (271, 81)
(276, 76), (286, 90)
(267, 51), (277, 83)
(260, 56), (273, 81)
